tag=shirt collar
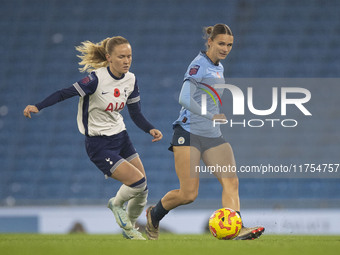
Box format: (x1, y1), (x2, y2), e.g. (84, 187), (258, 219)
(107, 66), (125, 80)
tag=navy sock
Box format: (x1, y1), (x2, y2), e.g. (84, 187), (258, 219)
(129, 177), (146, 188)
(151, 200), (169, 227)
(236, 210), (244, 227)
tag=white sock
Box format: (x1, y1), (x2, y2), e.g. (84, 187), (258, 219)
(127, 188), (148, 227)
(113, 178), (147, 207)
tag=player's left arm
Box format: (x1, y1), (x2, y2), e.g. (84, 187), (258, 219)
(127, 80), (162, 142)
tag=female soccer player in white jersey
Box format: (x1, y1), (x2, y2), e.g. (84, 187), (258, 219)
(23, 36), (162, 240)
(146, 24), (264, 240)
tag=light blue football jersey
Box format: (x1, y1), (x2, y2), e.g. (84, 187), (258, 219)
(173, 51), (225, 137)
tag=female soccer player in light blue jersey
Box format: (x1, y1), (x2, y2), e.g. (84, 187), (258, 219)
(23, 36), (162, 240)
(146, 24), (264, 240)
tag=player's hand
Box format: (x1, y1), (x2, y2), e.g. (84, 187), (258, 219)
(23, 105), (39, 119)
(212, 114), (227, 122)
(149, 129), (163, 142)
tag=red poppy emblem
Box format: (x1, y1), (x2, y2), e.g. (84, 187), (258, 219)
(114, 88), (120, 97)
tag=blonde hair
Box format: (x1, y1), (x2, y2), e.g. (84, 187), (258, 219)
(203, 24), (233, 49)
(76, 36), (130, 73)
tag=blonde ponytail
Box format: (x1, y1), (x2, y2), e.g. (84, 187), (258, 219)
(76, 36), (130, 73)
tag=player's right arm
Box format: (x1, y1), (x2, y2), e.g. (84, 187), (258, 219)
(179, 61), (227, 121)
(23, 73), (98, 118)
(178, 79), (226, 121)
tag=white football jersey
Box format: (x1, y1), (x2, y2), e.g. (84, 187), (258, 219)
(73, 67), (140, 136)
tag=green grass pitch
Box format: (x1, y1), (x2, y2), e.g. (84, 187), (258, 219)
(1, 234), (339, 255)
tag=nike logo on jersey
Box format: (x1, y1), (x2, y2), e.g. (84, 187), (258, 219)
(102, 91), (109, 95)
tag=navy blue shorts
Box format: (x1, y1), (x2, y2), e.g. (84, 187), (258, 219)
(169, 125), (226, 153)
(85, 130), (138, 178)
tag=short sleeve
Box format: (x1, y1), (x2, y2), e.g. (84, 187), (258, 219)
(73, 72), (98, 97)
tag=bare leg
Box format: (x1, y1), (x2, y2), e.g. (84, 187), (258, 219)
(161, 146), (201, 210)
(111, 160), (144, 186)
(129, 156), (146, 177)
(110, 160), (146, 207)
(202, 143), (240, 211)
